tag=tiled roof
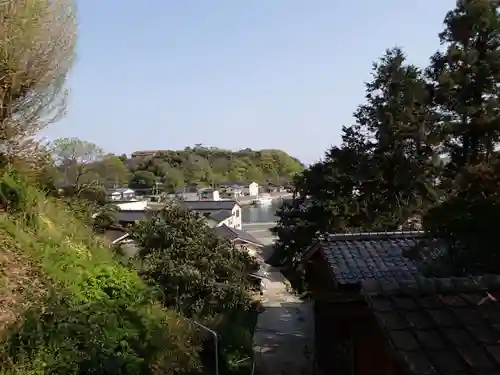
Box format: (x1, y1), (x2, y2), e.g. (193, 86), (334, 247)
(208, 209), (233, 222)
(181, 200), (238, 211)
(107, 187), (134, 194)
(362, 276), (500, 375)
(214, 225), (263, 247)
(115, 210), (149, 223)
(317, 232), (423, 286)
(103, 228), (128, 242)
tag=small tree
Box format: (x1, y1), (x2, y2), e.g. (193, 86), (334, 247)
(130, 203), (258, 318)
(94, 155), (130, 187)
(48, 137), (105, 191)
(0, 0), (76, 164)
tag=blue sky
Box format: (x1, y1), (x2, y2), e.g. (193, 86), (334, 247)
(46, 0), (456, 164)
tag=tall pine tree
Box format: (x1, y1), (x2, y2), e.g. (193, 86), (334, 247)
(427, 0), (500, 178)
(353, 47), (439, 230)
(423, 0), (500, 275)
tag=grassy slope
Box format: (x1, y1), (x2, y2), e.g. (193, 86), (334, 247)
(0, 175), (200, 374)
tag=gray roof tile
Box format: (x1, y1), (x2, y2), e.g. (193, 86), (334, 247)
(214, 225), (263, 247)
(115, 210), (149, 223)
(208, 209), (233, 222)
(319, 232), (421, 286)
(362, 276), (500, 375)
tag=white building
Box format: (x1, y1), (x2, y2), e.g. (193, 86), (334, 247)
(181, 200), (242, 229)
(107, 188), (137, 201)
(248, 182), (259, 196)
(116, 200), (148, 211)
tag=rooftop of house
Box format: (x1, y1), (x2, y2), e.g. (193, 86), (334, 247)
(108, 187), (135, 194)
(214, 225), (263, 247)
(115, 210), (150, 223)
(208, 209), (233, 222)
(181, 200), (238, 212)
(306, 231), (431, 287)
(362, 275), (500, 375)
(103, 227), (128, 243)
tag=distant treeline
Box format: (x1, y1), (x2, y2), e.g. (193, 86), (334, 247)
(127, 146), (305, 191)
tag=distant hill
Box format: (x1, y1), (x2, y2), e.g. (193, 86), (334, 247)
(127, 146), (304, 190)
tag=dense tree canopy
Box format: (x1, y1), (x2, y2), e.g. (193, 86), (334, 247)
(130, 203), (259, 318)
(423, 0), (500, 274)
(128, 146), (304, 190)
(274, 47), (439, 266)
(275, 0), (500, 277)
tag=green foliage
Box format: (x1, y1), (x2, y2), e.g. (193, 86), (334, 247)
(422, 0), (500, 276)
(217, 309), (259, 375)
(427, 0), (500, 180)
(129, 147), (304, 189)
(274, 48), (438, 267)
(276, 0), (500, 280)
(48, 138), (130, 190)
(130, 203), (258, 318)
(0, 173), (200, 375)
(424, 158), (500, 276)
(1, 298), (198, 375)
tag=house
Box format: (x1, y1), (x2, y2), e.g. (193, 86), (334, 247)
(248, 182), (259, 196)
(170, 192), (200, 201)
(362, 275), (500, 375)
(219, 182), (245, 197)
(262, 182), (287, 194)
(198, 188), (220, 201)
(214, 224), (263, 256)
(116, 200), (148, 211)
(302, 231), (429, 375)
(181, 200), (242, 229)
(173, 185), (198, 195)
(107, 188), (137, 201)
(114, 210), (151, 226)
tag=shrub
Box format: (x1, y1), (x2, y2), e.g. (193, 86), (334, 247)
(0, 173), (201, 374)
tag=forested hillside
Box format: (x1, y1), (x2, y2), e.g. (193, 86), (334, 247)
(128, 146), (304, 190)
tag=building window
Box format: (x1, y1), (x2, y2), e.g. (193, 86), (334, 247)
(235, 209), (240, 218)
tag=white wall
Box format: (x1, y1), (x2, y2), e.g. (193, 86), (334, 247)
(248, 182), (259, 196)
(231, 204), (242, 229)
(117, 201), (148, 211)
(217, 216), (233, 228)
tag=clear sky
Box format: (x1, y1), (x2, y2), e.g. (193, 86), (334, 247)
(46, 0), (457, 164)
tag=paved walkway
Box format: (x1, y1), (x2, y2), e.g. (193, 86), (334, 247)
(249, 236), (314, 375)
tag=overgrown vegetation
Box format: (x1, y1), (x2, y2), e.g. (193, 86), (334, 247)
(274, 0), (500, 277)
(0, 174), (200, 374)
(128, 204), (261, 374)
(0, 2), (204, 374)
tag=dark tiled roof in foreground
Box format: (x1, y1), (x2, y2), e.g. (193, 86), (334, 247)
(319, 232), (423, 286)
(362, 276), (500, 375)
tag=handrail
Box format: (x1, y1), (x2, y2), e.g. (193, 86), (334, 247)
(192, 320), (219, 375)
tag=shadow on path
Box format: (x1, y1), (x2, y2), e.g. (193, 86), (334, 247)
(251, 250), (314, 375)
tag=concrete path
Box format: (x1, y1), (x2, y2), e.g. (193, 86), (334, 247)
(247, 229), (314, 375)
